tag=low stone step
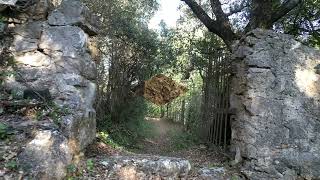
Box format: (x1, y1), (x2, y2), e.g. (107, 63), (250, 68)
(99, 155), (191, 179)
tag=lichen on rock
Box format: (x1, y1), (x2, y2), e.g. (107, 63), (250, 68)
(99, 155), (191, 179)
(231, 29), (320, 179)
(0, 0), (100, 179)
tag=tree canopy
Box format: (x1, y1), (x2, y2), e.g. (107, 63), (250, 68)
(181, 0), (319, 49)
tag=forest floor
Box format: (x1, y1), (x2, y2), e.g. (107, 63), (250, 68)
(0, 112), (242, 179)
(81, 118), (244, 179)
(133, 117), (232, 177)
(133, 117), (184, 155)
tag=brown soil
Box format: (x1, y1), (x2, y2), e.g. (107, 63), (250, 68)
(134, 117), (183, 155)
(81, 118), (241, 179)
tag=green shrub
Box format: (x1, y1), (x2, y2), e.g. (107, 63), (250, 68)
(67, 164), (77, 174)
(66, 163), (82, 179)
(168, 130), (199, 151)
(36, 102), (70, 125)
(98, 97), (156, 149)
(97, 131), (121, 149)
(0, 123), (10, 140)
(0, 15), (4, 22)
(86, 159), (94, 172)
(146, 102), (162, 117)
(5, 160), (18, 170)
(98, 118), (155, 149)
(0, 69), (16, 86)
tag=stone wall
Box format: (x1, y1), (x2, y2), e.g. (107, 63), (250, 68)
(1, 0), (99, 179)
(231, 29), (320, 179)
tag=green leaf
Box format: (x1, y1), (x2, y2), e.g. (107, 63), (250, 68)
(86, 159), (94, 172)
(5, 160), (18, 170)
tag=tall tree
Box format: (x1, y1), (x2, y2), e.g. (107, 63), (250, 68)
(82, 0), (161, 123)
(181, 0), (303, 49)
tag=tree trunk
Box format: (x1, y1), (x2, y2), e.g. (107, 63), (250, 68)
(180, 99), (186, 125)
(160, 105), (165, 118)
(166, 103), (169, 118)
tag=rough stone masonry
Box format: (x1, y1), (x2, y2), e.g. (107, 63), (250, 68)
(1, 0), (99, 178)
(231, 29), (320, 179)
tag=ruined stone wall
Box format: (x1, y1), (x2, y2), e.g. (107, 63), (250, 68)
(1, 0), (99, 178)
(231, 29), (320, 179)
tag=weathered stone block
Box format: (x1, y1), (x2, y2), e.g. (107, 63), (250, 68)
(51, 55), (96, 80)
(14, 21), (44, 39)
(39, 26), (88, 58)
(231, 29), (320, 179)
(48, 0), (100, 35)
(2, 0), (98, 179)
(15, 51), (52, 67)
(18, 130), (73, 179)
(60, 111), (96, 150)
(100, 155), (191, 179)
(13, 22), (45, 53)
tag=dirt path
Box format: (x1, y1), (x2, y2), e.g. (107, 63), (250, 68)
(82, 118), (243, 179)
(136, 117), (183, 155)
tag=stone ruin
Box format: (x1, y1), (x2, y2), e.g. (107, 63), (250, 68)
(231, 29), (320, 179)
(0, 0), (99, 178)
(1, 0), (320, 179)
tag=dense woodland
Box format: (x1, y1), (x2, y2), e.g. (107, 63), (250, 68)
(72, 0), (320, 150)
(0, 0), (318, 146)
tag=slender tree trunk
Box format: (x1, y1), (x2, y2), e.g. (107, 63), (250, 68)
(160, 105), (165, 118)
(180, 99), (186, 125)
(166, 103), (169, 118)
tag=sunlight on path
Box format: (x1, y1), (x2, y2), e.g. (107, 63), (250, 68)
(137, 117), (183, 155)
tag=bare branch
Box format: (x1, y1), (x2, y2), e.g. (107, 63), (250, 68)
(271, 0), (302, 24)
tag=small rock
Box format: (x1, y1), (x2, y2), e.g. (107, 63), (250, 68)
(100, 161), (109, 166)
(0, 0), (17, 6)
(198, 167), (226, 180)
(0, 169), (6, 176)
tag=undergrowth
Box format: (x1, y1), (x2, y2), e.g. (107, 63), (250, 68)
(0, 122), (12, 140)
(97, 97), (156, 149)
(98, 118), (156, 149)
(168, 129), (200, 151)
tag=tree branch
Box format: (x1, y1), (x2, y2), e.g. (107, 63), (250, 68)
(210, 0), (228, 21)
(181, 0), (238, 50)
(271, 0), (302, 24)
(181, 0), (220, 34)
